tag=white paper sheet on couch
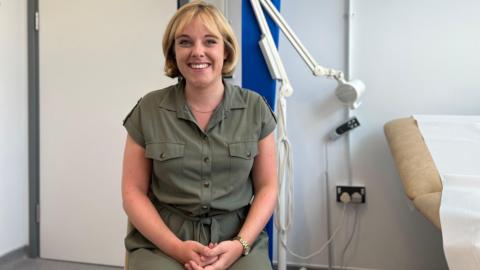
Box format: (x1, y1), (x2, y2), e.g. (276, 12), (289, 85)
(414, 115), (480, 270)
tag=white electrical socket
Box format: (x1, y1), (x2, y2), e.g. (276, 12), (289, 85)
(336, 186), (366, 203)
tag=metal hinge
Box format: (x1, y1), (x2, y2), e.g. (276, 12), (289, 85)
(36, 204), (40, 223)
(35, 11), (39, 31)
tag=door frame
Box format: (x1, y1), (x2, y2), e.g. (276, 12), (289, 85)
(27, 0), (40, 258)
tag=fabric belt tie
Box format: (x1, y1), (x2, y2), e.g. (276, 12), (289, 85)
(157, 202), (248, 245)
(196, 217), (220, 244)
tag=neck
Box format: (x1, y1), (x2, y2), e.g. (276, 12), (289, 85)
(184, 78), (225, 112)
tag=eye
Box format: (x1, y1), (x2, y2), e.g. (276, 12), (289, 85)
(205, 39), (218, 46)
(177, 39), (192, 47)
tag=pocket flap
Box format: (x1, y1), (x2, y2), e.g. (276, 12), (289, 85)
(145, 143), (185, 161)
(228, 142), (258, 159)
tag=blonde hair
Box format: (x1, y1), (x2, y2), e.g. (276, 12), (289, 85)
(162, 1), (239, 78)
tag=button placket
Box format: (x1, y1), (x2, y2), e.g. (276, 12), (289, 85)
(200, 133), (212, 213)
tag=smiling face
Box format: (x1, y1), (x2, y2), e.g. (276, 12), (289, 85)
(174, 17), (226, 90)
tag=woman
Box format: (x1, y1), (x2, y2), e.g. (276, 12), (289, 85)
(122, 1), (277, 269)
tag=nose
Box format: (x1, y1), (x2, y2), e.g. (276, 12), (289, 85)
(191, 41), (205, 58)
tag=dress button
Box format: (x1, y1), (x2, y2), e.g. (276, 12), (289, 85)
(203, 181), (210, 188)
(160, 153), (165, 159)
(204, 157), (209, 163)
(201, 205), (208, 210)
(246, 151), (251, 158)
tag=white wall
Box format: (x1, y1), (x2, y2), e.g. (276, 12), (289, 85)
(275, 0), (480, 269)
(0, 0), (29, 257)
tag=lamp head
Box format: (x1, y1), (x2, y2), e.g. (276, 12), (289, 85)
(334, 79), (365, 110)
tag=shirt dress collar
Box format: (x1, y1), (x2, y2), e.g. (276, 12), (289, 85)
(157, 79), (248, 123)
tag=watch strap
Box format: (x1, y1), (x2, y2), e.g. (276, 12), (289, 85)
(233, 235), (251, 256)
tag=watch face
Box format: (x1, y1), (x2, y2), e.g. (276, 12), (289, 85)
(243, 245), (251, 256)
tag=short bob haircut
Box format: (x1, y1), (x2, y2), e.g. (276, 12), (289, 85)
(162, 1), (239, 78)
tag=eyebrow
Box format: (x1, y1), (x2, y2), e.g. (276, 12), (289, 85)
(175, 34), (220, 39)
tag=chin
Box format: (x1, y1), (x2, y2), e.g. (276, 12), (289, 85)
(185, 76), (221, 89)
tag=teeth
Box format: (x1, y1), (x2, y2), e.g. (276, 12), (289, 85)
(190, 63), (209, 69)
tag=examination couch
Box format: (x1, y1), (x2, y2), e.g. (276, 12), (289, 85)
(384, 117), (442, 229)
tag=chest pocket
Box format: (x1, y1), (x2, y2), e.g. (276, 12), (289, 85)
(145, 142), (185, 176)
(228, 141), (258, 181)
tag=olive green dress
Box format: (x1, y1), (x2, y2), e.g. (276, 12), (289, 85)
(123, 80), (276, 270)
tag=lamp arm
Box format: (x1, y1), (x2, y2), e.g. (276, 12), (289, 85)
(250, 0), (294, 97)
(250, 0), (272, 41)
(258, 0), (345, 81)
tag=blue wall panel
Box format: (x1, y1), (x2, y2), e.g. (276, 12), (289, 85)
(241, 0), (281, 260)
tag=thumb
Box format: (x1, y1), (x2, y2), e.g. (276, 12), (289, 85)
(203, 243), (226, 257)
(190, 241), (209, 253)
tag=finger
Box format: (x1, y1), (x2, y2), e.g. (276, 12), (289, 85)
(190, 241), (205, 250)
(199, 255), (219, 266)
(184, 263), (192, 270)
(189, 260), (204, 270)
(199, 254), (216, 261)
(203, 244), (225, 257)
(192, 242), (211, 255)
(204, 259), (222, 270)
(189, 253), (202, 264)
(203, 264), (217, 270)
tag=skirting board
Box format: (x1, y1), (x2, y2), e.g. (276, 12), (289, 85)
(273, 262), (381, 270)
(0, 246), (28, 267)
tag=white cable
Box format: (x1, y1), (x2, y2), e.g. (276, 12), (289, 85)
(325, 142), (333, 270)
(340, 206), (359, 269)
(278, 203), (348, 260)
(274, 86), (294, 233)
(275, 137), (348, 261)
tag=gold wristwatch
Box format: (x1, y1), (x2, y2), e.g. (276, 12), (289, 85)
(233, 235), (251, 256)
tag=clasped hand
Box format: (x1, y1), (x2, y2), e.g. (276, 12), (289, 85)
(180, 240), (243, 270)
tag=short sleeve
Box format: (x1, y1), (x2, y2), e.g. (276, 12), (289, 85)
(123, 98), (145, 147)
(259, 96), (277, 140)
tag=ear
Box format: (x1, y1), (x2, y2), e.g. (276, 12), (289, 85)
(224, 50), (228, 61)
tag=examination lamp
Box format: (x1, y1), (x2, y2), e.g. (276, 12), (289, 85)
(250, 1), (366, 270)
(335, 77), (365, 109)
(251, 0), (365, 108)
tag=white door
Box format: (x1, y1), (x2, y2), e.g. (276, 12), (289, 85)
(39, 0), (176, 266)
